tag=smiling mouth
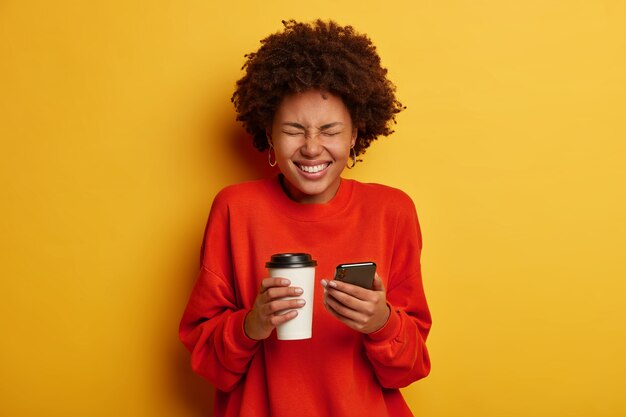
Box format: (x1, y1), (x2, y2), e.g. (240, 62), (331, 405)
(296, 162), (331, 173)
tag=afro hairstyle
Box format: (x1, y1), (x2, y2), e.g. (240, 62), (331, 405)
(231, 19), (405, 157)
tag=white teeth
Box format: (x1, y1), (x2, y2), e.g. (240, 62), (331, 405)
(299, 163), (328, 173)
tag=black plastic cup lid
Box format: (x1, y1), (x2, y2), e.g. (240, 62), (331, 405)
(266, 253), (317, 268)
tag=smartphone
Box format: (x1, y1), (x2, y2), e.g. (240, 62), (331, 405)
(334, 262), (376, 289)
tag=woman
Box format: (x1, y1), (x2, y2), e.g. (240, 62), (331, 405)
(179, 20), (431, 417)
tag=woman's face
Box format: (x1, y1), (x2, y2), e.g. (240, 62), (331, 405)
(268, 90), (357, 204)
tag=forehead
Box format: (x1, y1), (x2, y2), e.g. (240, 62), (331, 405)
(273, 90), (351, 123)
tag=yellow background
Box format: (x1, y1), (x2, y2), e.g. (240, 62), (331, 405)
(1, 1), (625, 416)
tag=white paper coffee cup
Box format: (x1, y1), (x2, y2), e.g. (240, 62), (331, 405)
(266, 253), (317, 340)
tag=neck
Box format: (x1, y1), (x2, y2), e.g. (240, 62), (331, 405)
(278, 174), (340, 204)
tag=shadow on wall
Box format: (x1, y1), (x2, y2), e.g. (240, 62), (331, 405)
(169, 110), (276, 417)
(225, 119), (279, 181)
(170, 341), (215, 416)
(168, 235), (216, 417)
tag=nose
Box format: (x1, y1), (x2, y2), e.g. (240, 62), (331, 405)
(300, 133), (323, 157)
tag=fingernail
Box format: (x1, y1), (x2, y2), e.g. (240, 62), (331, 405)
(294, 287), (303, 295)
(320, 280), (327, 288)
(296, 299), (306, 306)
(328, 280), (337, 288)
(281, 279), (290, 286)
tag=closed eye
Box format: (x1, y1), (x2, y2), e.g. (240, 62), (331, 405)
(282, 130), (304, 136)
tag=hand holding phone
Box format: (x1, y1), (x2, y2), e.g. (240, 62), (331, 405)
(333, 262), (376, 289)
(325, 261), (389, 333)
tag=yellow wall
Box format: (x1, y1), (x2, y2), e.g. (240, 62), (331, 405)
(1, 1), (625, 416)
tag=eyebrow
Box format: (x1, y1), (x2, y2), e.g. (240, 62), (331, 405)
(281, 122), (344, 130)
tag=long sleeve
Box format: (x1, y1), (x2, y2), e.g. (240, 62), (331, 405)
(178, 191), (260, 392)
(362, 197), (432, 388)
(178, 178), (431, 417)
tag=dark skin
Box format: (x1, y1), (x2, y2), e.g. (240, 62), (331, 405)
(244, 277), (306, 341)
(244, 275), (390, 340)
(321, 274), (390, 334)
(243, 90), (391, 340)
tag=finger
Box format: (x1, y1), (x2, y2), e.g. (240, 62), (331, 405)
(371, 273), (385, 292)
(265, 285), (303, 300)
(264, 298), (306, 315)
(269, 309), (298, 327)
(324, 291), (366, 323)
(327, 279), (372, 301)
(325, 287), (370, 312)
(260, 277), (291, 292)
(323, 296), (363, 329)
(323, 296), (344, 320)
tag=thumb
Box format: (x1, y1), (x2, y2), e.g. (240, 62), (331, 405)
(372, 273), (385, 292)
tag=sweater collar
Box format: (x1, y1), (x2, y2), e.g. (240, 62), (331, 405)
(267, 174), (354, 221)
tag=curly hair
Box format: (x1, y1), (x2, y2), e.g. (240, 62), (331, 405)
(231, 19), (404, 157)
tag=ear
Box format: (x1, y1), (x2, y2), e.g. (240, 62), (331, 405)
(266, 128), (273, 147)
(351, 128), (358, 148)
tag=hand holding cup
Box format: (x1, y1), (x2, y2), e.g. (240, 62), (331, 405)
(244, 277), (306, 341)
(245, 253), (317, 341)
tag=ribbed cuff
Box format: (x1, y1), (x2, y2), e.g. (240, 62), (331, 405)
(230, 309), (261, 350)
(365, 304), (401, 343)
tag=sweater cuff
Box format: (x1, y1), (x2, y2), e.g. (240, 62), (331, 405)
(230, 309), (260, 351)
(365, 303), (401, 343)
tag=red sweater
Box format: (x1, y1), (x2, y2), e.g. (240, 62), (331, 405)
(179, 176), (431, 417)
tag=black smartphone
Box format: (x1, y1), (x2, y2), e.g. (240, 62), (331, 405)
(334, 262), (376, 289)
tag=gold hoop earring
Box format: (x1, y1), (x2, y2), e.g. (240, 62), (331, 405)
(346, 147), (357, 169)
(268, 145), (277, 167)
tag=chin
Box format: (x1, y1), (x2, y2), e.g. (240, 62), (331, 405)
(293, 180), (327, 195)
